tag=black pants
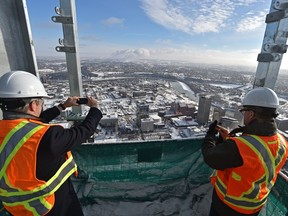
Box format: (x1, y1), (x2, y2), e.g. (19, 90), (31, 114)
(209, 203), (261, 216)
(209, 204), (220, 216)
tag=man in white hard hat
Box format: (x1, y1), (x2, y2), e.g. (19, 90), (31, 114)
(202, 87), (288, 216)
(0, 71), (102, 216)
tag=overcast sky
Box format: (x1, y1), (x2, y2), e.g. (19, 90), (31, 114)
(26, 0), (288, 69)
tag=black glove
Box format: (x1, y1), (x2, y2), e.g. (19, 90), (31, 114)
(206, 120), (218, 137)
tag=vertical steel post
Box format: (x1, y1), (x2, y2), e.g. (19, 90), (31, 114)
(0, 0), (38, 77)
(0, 0), (39, 119)
(52, 0), (83, 114)
(254, 0), (288, 89)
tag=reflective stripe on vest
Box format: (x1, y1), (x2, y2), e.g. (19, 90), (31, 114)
(215, 133), (286, 210)
(0, 121), (77, 215)
(275, 134), (287, 168)
(0, 121), (41, 179)
(215, 177), (267, 208)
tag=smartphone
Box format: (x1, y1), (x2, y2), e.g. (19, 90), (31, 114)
(77, 98), (88, 104)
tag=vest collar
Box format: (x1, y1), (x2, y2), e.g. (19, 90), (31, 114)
(230, 120), (277, 136)
(3, 111), (41, 121)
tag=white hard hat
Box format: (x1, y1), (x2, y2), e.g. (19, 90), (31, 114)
(0, 71), (49, 98)
(242, 87), (279, 109)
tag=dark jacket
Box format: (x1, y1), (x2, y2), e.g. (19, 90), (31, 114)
(3, 106), (102, 216)
(202, 120), (278, 216)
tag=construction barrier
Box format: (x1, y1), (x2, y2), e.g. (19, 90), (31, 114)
(71, 138), (288, 216)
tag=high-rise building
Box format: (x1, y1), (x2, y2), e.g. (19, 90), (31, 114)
(197, 96), (211, 125)
(141, 118), (154, 132)
(136, 103), (149, 126)
(212, 106), (225, 122)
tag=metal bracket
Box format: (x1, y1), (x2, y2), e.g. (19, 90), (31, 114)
(274, 0), (288, 10)
(266, 10), (286, 23)
(58, 38), (64, 45)
(51, 16), (73, 24)
(264, 43), (288, 53)
(257, 53), (281, 62)
(55, 46), (76, 53)
(55, 6), (61, 15)
(272, 44), (287, 53)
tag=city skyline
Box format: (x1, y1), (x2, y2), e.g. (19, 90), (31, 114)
(26, 0), (288, 70)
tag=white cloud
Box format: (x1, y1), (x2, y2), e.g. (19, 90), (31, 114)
(103, 17), (125, 26)
(192, 0), (235, 33)
(235, 0), (262, 6)
(236, 11), (266, 32)
(108, 46), (259, 67)
(140, 0), (235, 34)
(140, 0), (266, 34)
(110, 48), (151, 61)
(140, 0), (193, 34)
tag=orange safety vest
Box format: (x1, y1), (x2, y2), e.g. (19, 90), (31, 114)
(0, 119), (78, 216)
(211, 133), (288, 214)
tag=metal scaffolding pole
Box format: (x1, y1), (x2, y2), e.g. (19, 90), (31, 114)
(0, 0), (38, 77)
(52, 0), (83, 114)
(254, 0), (288, 89)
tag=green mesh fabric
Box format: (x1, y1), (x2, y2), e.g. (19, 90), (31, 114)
(0, 138), (287, 215)
(72, 138), (211, 202)
(71, 138), (288, 215)
(259, 172), (288, 216)
(0, 208), (9, 216)
(73, 139), (208, 182)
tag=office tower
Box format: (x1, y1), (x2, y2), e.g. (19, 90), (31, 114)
(197, 96), (211, 125)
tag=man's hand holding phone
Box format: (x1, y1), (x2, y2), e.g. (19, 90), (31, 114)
(216, 125), (229, 139)
(76, 98), (88, 104)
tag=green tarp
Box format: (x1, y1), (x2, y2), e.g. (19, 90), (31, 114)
(71, 138), (288, 216)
